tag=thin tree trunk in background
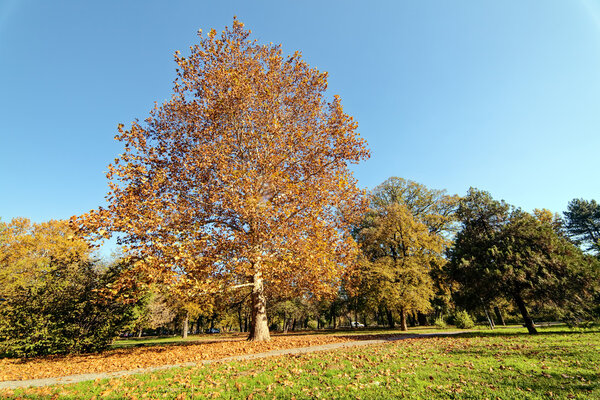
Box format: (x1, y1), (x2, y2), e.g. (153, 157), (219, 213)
(137, 326), (143, 338)
(182, 311), (189, 338)
(248, 270), (271, 341)
(480, 298), (494, 329)
(196, 315), (203, 334)
(237, 306), (244, 333)
(408, 312), (416, 327)
(283, 313), (289, 333)
(494, 306), (506, 326)
(386, 307), (395, 328)
(331, 303), (337, 329)
(417, 312), (428, 326)
(514, 293), (538, 334)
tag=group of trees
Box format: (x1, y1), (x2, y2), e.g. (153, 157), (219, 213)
(2, 19), (599, 357)
(446, 191), (599, 334)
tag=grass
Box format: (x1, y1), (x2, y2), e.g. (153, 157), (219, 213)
(110, 324), (475, 348)
(4, 325), (599, 399)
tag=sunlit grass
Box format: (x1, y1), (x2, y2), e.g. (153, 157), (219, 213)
(6, 325), (599, 399)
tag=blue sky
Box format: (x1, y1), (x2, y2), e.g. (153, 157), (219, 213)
(1, 0), (599, 231)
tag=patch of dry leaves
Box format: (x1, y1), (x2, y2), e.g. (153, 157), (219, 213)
(0, 334), (357, 381)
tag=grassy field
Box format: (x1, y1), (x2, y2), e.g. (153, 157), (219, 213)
(110, 325), (470, 348)
(3, 326), (599, 399)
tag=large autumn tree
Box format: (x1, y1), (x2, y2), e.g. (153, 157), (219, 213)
(74, 19), (369, 341)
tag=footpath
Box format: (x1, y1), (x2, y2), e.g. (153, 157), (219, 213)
(0, 332), (464, 390)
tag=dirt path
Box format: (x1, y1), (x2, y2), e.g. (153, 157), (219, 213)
(0, 332), (464, 390)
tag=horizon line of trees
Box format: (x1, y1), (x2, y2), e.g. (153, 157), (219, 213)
(2, 179), (598, 357)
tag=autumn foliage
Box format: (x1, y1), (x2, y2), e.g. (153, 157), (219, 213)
(74, 18), (369, 341)
(0, 219), (141, 357)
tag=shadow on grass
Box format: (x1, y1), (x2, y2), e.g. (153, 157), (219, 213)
(451, 327), (600, 340)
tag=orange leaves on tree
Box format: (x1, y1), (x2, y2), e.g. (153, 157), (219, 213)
(72, 18), (369, 341)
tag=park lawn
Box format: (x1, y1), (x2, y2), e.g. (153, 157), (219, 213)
(0, 334), (359, 382)
(3, 326), (599, 399)
(110, 325), (470, 348)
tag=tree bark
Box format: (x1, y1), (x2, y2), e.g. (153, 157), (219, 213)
(514, 293), (537, 334)
(137, 326), (143, 338)
(408, 312), (417, 327)
(494, 306), (506, 326)
(400, 308), (408, 331)
(248, 271), (271, 341)
(182, 311), (189, 338)
(386, 307), (395, 328)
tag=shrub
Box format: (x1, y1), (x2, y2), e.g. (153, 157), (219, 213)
(453, 310), (475, 329)
(434, 316), (447, 329)
(0, 259), (142, 358)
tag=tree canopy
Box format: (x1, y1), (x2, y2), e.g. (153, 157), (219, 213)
(0, 218), (91, 299)
(74, 18), (369, 341)
(563, 198), (600, 256)
(446, 188), (599, 334)
(351, 178), (457, 330)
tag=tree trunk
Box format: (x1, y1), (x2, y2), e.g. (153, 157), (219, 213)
(417, 312), (428, 326)
(137, 326), (143, 338)
(182, 311), (189, 338)
(483, 306), (495, 329)
(386, 307), (395, 328)
(400, 308), (408, 331)
(331, 303), (337, 329)
(494, 306), (506, 326)
(248, 271), (271, 341)
(196, 315), (203, 334)
(237, 306), (244, 333)
(408, 312), (416, 327)
(514, 293), (537, 334)
(282, 311), (288, 333)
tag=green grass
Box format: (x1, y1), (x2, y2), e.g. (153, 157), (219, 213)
(6, 326), (600, 399)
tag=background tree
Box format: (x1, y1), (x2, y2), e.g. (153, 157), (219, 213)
(74, 18), (369, 341)
(351, 178), (457, 330)
(563, 199), (600, 255)
(447, 188), (599, 334)
(0, 218), (91, 300)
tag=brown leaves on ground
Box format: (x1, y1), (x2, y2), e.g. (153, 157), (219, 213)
(0, 334), (356, 381)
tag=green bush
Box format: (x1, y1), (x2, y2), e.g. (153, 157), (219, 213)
(434, 316), (447, 329)
(0, 259), (142, 358)
(453, 310), (475, 329)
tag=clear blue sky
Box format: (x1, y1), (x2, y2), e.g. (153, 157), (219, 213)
(2, 0), (599, 228)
